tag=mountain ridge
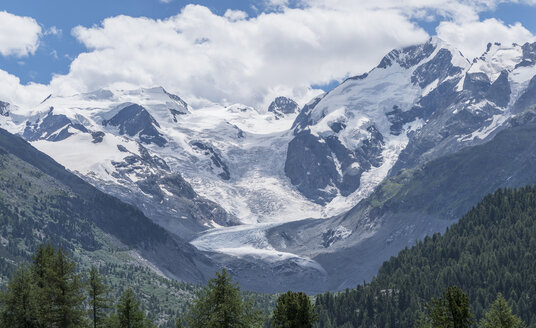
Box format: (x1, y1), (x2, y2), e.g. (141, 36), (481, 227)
(3, 37), (536, 292)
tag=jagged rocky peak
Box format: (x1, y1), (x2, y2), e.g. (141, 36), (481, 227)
(468, 41), (536, 87)
(469, 42), (525, 80)
(378, 37), (468, 71)
(268, 96), (299, 117)
(518, 42), (536, 67)
(103, 104), (167, 146)
(284, 38), (471, 205)
(161, 87), (189, 110)
(0, 101), (10, 117)
(23, 107), (88, 142)
(465, 41), (536, 113)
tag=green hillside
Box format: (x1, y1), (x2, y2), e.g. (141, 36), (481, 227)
(315, 186), (536, 327)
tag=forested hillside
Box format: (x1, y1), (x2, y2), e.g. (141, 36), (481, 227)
(315, 186), (536, 327)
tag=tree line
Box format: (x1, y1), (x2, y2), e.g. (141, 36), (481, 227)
(416, 286), (525, 328)
(0, 244), (153, 328)
(314, 186), (536, 327)
(0, 244), (318, 328)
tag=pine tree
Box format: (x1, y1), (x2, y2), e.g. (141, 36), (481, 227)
(31, 245), (87, 327)
(87, 266), (111, 328)
(0, 264), (39, 328)
(414, 310), (432, 328)
(115, 288), (153, 328)
(272, 291), (318, 328)
(32, 244), (56, 325)
(427, 286), (473, 328)
(479, 294), (526, 328)
(185, 269), (263, 328)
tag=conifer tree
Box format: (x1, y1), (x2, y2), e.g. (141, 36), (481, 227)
(87, 266), (111, 328)
(272, 291), (318, 328)
(31, 245), (87, 327)
(0, 264), (39, 328)
(426, 286), (473, 328)
(185, 269), (263, 328)
(114, 288), (153, 328)
(479, 294), (526, 328)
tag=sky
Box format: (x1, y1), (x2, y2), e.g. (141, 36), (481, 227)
(0, 0), (536, 109)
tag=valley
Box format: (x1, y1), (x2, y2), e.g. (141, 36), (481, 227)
(2, 38), (536, 294)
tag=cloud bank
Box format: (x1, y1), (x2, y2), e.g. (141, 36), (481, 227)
(0, 1), (535, 109)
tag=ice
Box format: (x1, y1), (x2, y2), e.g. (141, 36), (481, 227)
(469, 43), (524, 82)
(191, 223), (326, 272)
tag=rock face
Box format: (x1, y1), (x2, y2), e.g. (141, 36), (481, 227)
(23, 108), (88, 142)
(103, 104), (167, 146)
(268, 96), (299, 118)
(285, 129), (383, 204)
(190, 141), (231, 180)
(0, 101), (9, 117)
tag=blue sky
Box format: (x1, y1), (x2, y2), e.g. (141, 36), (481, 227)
(0, 1), (535, 108)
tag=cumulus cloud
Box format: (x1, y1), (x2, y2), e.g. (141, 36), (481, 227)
(53, 4), (428, 108)
(0, 11), (42, 57)
(4, 1), (536, 109)
(437, 18), (536, 59)
(0, 69), (50, 108)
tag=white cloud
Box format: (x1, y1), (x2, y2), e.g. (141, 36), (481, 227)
(3, 1), (536, 109)
(437, 18), (536, 59)
(0, 69), (50, 108)
(53, 4), (428, 108)
(0, 11), (42, 57)
(45, 26), (63, 37)
(224, 9), (249, 21)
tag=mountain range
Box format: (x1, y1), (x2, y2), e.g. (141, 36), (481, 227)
(2, 37), (536, 293)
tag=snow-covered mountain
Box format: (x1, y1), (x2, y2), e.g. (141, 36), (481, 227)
(284, 37), (533, 207)
(189, 38), (536, 292)
(0, 86), (328, 237)
(3, 38), (536, 292)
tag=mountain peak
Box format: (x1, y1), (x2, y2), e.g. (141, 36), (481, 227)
(468, 41), (534, 83)
(377, 37), (469, 71)
(103, 103), (167, 146)
(0, 101), (10, 117)
(268, 96), (299, 118)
